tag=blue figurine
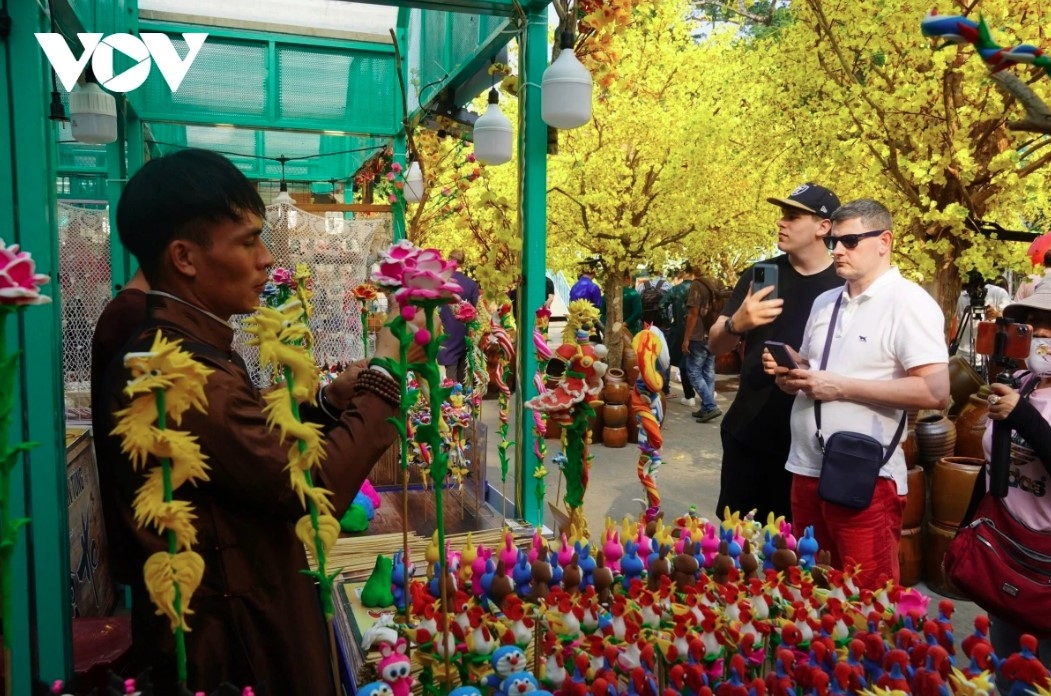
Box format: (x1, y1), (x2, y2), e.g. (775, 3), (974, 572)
(620, 539), (644, 591)
(547, 549), (563, 588)
(512, 550), (532, 598)
(762, 530), (777, 571)
(485, 645), (529, 690)
(356, 681), (394, 696)
(798, 525), (819, 569)
(496, 671), (541, 696)
(391, 549), (414, 612)
(352, 490), (376, 521)
(575, 540), (596, 589)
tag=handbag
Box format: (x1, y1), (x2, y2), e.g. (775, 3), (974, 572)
(943, 378), (1051, 638)
(813, 293), (906, 510)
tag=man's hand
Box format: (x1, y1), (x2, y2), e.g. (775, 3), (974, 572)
(324, 359), (370, 409)
(732, 283), (783, 332)
(781, 368), (846, 401)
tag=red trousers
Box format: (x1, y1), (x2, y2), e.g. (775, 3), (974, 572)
(790, 474), (905, 590)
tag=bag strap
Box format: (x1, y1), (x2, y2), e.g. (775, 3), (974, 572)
(813, 293), (906, 463)
(960, 371), (1040, 525)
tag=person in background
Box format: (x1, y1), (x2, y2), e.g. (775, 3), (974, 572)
(661, 266), (696, 407)
(770, 198), (949, 589)
(569, 266), (603, 309)
(438, 249), (480, 383)
(707, 182), (843, 523)
(94, 148), (403, 695)
(1016, 249), (1051, 300)
(951, 271), (1011, 367)
(682, 266), (721, 423)
(982, 285), (1051, 686)
(603, 273), (643, 335)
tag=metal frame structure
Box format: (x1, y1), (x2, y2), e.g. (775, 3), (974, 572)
(1, 0), (552, 688)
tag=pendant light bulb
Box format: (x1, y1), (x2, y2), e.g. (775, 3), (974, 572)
(472, 89), (513, 166)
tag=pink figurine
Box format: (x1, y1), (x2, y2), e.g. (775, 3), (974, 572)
(378, 638), (414, 696)
(700, 523), (721, 568)
(499, 530), (518, 572)
(359, 479), (381, 509)
(603, 529), (623, 573)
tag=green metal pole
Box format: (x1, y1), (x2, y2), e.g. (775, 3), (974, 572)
(392, 134), (408, 242)
(108, 98), (131, 291)
(7, 0), (73, 686)
(513, 4), (548, 528)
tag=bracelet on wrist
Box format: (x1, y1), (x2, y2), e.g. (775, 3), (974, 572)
(725, 316), (746, 338)
(355, 369), (400, 407)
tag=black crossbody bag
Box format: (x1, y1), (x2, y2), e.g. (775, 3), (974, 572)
(813, 293), (906, 509)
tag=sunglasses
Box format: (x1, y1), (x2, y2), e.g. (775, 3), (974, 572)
(822, 229), (885, 251)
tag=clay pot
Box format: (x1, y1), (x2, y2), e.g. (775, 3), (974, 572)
(915, 414), (957, 470)
(954, 394), (990, 460)
(898, 526), (923, 587)
(604, 369), (629, 405)
(902, 430), (920, 470)
(715, 349), (741, 375)
(626, 364), (640, 387)
(925, 520), (965, 599)
(621, 344), (638, 377)
(603, 403), (629, 428)
(603, 426), (628, 448)
(931, 456), (984, 526)
(948, 355), (986, 417)
(903, 466), (926, 529)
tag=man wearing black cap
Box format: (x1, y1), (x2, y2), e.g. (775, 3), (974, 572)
(706, 182), (843, 523)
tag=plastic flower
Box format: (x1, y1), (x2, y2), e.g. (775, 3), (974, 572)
(271, 267), (293, 287)
(390, 247), (462, 305)
(533, 465), (548, 479)
(0, 239), (50, 305)
(452, 301), (477, 322)
(351, 283), (379, 302)
(373, 239), (420, 288)
(260, 281), (279, 301)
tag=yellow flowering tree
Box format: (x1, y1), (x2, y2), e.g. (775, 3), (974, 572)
(743, 0), (1051, 321)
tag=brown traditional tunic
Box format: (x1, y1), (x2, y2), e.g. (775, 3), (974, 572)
(95, 294), (398, 695)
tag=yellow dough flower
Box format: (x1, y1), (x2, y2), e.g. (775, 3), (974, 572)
(144, 550), (205, 632)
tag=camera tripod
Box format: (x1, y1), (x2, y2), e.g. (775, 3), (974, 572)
(949, 304), (989, 381)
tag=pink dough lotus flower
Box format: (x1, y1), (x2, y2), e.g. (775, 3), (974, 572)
(373, 242), (462, 305)
(270, 266), (294, 288)
(0, 239), (50, 306)
(452, 300), (477, 322)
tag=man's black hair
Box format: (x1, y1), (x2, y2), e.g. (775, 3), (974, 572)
(116, 148), (265, 281)
(1043, 248), (1051, 268)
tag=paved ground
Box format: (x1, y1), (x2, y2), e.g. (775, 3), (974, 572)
(475, 322), (983, 638)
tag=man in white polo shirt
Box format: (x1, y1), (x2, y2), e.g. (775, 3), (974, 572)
(768, 199), (949, 589)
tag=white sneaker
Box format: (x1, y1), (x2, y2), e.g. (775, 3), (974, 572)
(678, 397), (696, 407)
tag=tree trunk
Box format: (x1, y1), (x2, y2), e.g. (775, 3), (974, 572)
(925, 225), (966, 339)
(603, 275), (624, 372)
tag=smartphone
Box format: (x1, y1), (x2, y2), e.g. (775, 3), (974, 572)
(753, 263), (779, 300)
(764, 340), (798, 369)
(976, 321), (1032, 359)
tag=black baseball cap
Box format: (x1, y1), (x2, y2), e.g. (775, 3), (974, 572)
(766, 182), (840, 219)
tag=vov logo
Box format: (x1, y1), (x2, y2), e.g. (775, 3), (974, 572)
(35, 33), (208, 93)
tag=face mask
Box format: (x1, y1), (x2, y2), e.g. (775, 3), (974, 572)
(1026, 337), (1051, 378)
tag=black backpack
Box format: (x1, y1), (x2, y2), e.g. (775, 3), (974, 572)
(640, 280), (670, 327)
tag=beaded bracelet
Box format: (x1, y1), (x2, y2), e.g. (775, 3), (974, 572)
(355, 368), (401, 407)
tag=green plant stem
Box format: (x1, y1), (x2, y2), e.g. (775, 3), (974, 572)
(360, 308), (369, 358)
(397, 320), (411, 621)
(154, 389), (187, 685)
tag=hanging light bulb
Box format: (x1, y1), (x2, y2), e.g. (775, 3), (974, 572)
(403, 160), (424, 203)
(69, 78), (117, 144)
(473, 88), (513, 166)
(541, 32), (593, 130)
(274, 180), (294, 205)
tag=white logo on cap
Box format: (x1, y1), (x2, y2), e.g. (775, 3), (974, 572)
(790, 184), (810, 196)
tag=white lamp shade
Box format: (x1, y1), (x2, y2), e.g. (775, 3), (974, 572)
(404, 161), (424, 203)
(69, 82), (117, 144)
(541, 49), (593, 129)
(473, 101), (513, 166)
(274, 189), (295, 205)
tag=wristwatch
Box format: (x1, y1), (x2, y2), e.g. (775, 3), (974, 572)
(725, 316), (746, 337)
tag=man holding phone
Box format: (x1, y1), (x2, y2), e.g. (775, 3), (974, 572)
(771, 199), (949, 589)
(707, 182), (843, 522)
